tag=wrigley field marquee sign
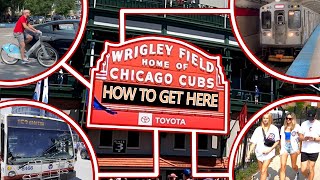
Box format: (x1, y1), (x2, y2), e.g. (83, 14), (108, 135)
(87, 36), (230, 133)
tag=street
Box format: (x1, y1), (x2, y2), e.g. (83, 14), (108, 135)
(0, 28), (47, 80)
(253, 154), (320, 180)
(72, 152), (93, 180)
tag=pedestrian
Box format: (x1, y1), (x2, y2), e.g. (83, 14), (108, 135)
(299, 109), (320, 180)
(254, 85), (260, 104)
(279, 112), (301, 180)
(168, 173), (177, 180)
(74, 141), (78, 155)
(57, 69), (64, 85)
(182, 168), (192, 180)
(246, 112), (280, 180)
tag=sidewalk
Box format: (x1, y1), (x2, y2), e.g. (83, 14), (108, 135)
(253, 154), (320, 180)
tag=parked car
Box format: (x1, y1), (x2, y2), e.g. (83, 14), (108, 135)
(37, 16), (45, 24)
(32, 16), (45, 24)
(28, 16), (34, 25)
(45, 16), (52, 22)
(52, 14), (65, 21)
(33, 20), (80, 57)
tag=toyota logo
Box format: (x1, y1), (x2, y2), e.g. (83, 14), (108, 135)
(141, 116), (150, 123)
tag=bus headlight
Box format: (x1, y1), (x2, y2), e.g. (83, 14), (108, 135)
(8, 171), (16, 177)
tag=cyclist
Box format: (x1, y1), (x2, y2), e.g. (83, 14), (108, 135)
(13, 9), (40, 63)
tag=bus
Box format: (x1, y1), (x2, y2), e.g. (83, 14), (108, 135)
(0, 114), (76, 180)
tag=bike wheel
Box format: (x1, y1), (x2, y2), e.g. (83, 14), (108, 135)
(0, 48), (19, 65)
(36, 45), (59, 67)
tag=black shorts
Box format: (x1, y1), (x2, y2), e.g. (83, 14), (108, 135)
(301, 152), (319, 162)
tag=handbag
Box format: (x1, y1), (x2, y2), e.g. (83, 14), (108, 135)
(262, 128), (275, 147)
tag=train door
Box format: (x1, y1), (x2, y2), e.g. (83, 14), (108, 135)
(274, 10), (286, 44)
(303, 9), (307, 43)
(308, 11), (310, 36)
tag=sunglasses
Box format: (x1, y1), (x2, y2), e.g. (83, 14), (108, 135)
(286, 117), (292, 120)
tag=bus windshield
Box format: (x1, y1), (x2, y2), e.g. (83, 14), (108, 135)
(6, 116), (74, 165)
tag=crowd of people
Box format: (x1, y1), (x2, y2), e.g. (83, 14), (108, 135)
(246, 109), (320, 180)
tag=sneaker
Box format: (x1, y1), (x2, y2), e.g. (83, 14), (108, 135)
(21, 58), (30, 64)
(294, 172), (299, 180)
(267, 174), (271, 180)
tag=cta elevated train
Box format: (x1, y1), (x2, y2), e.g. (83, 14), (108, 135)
(260, 1), (320, 62)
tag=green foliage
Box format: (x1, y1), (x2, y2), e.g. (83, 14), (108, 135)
(54, 0), (76, 16)
(284, 102), (306, 119)
(235, 153), (258, 180)
(235, 160), (259, 180)
(24, 0), (54, 16)
(1, 0), (76, 17)
(0, 0), (24, 16)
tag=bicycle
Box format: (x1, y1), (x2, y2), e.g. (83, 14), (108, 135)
(0, 32), (59, 67)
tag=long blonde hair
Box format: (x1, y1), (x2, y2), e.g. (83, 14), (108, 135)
(261, 112), (273, 129)
(283, 112), (297, 131)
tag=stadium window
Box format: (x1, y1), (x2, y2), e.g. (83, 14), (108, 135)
(127, 131), (140, 148)
(174, 133), (186, 149)
(198, 134), (208, 150)
(99, 130), (113, 147)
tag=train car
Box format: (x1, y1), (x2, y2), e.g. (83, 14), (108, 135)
(0, 114), (76, 180)
(260, 1), (320, 62)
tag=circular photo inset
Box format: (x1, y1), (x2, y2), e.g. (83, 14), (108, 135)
(234, 101), (320, 180)
(0, 0), (85, 84)
(234, 0), (320, 80)
(0, 104), (94, 180)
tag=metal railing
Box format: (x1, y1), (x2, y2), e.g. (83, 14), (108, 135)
(91, 0), (231, 29)
(230, 89), (273, 104)
(235, 136), (255, 170)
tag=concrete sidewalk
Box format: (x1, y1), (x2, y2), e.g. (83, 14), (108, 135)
(253, 154), (320, 180)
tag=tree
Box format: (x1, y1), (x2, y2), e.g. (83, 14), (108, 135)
(284, 102), (306, 119)
(24, 0), (54, 16)
(54, 0), (76, 16)
(0, 0), (24, 21)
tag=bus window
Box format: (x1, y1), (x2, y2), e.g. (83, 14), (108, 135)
(1, 124), (4, 159)
(288, 10), (301, 29)
(262, 11), (272, 29)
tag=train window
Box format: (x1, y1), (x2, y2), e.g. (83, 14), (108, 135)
(262, 11), (271, 29)
(288, 10), (301, 29)
(304, 10), (306, 26)
(277, 13), (284, 25)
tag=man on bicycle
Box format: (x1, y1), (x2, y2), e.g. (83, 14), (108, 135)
(13, 9), (40, 63)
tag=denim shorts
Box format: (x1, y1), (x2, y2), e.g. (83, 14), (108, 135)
(13, 32), (31, 44)
(284, 141), (294, 154)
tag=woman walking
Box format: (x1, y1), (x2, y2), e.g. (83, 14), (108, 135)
(246, 113), (280, 180)
(279, 112), (301, 180)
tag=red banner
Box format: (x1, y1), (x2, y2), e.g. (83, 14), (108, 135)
(87, 36), (230, 133)
(239, 103), (247, 129)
